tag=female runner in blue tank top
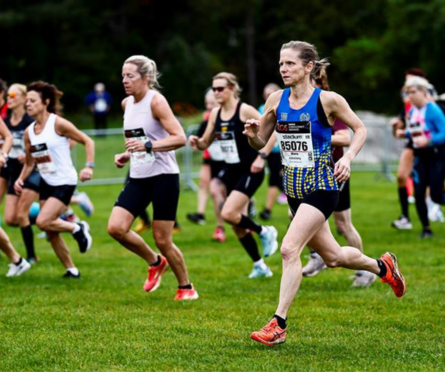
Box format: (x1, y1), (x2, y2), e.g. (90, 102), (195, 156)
(245, 41), (407, 346)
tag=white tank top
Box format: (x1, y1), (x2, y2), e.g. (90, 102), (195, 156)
(124, 90), (179, 178)
(28, 113), (77, 186)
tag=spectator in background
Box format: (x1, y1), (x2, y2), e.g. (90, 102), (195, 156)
(0, 79), (8, 119)
(85, 83), (112, 137)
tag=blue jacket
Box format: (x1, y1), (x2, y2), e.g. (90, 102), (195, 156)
(406, 102), (445, 146)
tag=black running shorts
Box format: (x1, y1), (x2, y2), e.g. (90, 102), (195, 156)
(39, 178), (76, 206)
(334, 178), (351, 212)
(115, 174), (180, 221)
(288, 190), (339, 220)
(217, 164), (264, 198)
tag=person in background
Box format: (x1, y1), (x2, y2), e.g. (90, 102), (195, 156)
(396, 76), (445, 238)
(258, 83), (284, 220)
(85, 83), (112, 137)
(0, 113), (31, 276)
(187, 89), (227, 242)
(1, 83), (41, 263)
(301, 71), (376, 287)
(0, 79), (8, 119)
(189, 72), (278, 278)
(390, 68), (443, 228)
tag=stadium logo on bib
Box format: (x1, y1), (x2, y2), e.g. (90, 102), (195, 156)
(300, 113), (310, 122)
(280, 112), (288, 121)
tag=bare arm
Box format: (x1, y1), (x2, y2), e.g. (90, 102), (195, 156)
(189, 108), (218, 150)
(0, 117), (12, 167)
(331, 129), (351, 147)
(244, 90), (282, 150)
(14, 129), (36, 195)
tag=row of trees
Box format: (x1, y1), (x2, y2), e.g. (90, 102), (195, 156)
(2, 0), (445, 115)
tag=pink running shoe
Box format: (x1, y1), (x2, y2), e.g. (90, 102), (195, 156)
(143, 256), (169, 292)
(212, 226), (226, 243)
(174, 284), (199, 301)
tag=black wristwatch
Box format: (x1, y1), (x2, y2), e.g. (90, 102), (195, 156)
(259, 152), (268, 160)
(144, 140), (153, 153)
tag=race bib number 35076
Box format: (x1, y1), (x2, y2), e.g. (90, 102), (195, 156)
(276, 121), (314, 168)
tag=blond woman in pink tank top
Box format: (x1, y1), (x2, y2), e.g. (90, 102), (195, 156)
(108, 55), (198, 301)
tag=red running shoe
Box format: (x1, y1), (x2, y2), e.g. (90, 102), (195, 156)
(174, 284), (199, 301)
(380, 252), (406, 297)
(143, 256), (168, 292)
(250, 318), (287, 346)
(212, 226), (226, 243)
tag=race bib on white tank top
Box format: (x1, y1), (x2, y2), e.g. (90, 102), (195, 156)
(30, 143), (56, 174)
(125, 128), (155, 166)
(207, 140), (225, 161)
(276, 121), (314, 168)
(215, 131), (240, 164)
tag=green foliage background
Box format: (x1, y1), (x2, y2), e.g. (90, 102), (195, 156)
(2, 0), (445, 114)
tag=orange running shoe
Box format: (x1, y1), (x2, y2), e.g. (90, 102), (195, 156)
(174, 284), (199, 301)
(380, 252), (406, 297)
(143, 256), (169, 292)
(212, 226), (226, 243)
(250, 318), (287, 346)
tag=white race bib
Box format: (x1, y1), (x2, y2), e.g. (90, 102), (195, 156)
(276, 121), (314, 168)
(215, 131), (240, 164)
(30, 143), (56, 174)
(9, 131), (25, 159)
(125, 128), (155, 166)
(207, 140), (225, 161)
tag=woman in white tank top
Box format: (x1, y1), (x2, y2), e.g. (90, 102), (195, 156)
(108, 55), (198, 300)
(15, 81), (95, 278)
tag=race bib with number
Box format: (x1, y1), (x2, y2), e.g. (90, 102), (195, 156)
(124, 128), (155, 166)
(30, 143), (56, 174)
(276, 121), (314, 168)
(207, 140), (225, 161)
(9, 131), (25, 158)
(215, 131), (240, 164)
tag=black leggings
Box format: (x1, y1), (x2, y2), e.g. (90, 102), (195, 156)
(412, 146), (445, 228)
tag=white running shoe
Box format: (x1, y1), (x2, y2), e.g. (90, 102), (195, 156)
(391, 216), (412, 230)
(6, 259), (31, 277)
(351, 270), (377, 287)
(428, 203), (444, 222)
(260, 226), (279, 257)
(77, 192), (94, 217)
(302, 252), (327, 277)
(248, 264), (273, 278)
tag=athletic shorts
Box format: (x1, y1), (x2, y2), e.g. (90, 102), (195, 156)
(288, 190), (339, 220)
(115, 174), (179, 221)
(210, 160), (225, 180)
(1, 160), (41, 195)
(267, 152), (283, 188)
(217, 164), (264, 198)
(39, 178), (76, 206)
(334, 178), (350, 212)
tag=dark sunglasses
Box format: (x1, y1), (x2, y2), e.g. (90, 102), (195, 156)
(212, 86), (226, 93)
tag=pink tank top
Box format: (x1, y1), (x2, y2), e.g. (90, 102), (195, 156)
(124, 90), (179, 178)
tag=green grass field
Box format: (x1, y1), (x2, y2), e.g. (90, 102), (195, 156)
(1, 171), (445, 371)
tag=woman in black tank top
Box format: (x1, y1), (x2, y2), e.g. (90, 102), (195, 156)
(189, 72), (279, 278)
(1, 84), (40, 262)
(0, 105), (31, 277)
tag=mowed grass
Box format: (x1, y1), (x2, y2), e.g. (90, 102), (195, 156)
(1, 171), (445, 371)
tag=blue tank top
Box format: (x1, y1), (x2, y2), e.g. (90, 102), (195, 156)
(276, 87), (338, 199)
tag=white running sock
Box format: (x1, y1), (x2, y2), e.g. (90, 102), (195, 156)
(72, 223), (80, 234)
(67, 267), (79, 276)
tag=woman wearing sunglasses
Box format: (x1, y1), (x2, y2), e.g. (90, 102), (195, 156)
(189, 72), (279, 278)
(0, 115), (31, 277)
(0, 84), (41, 263)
